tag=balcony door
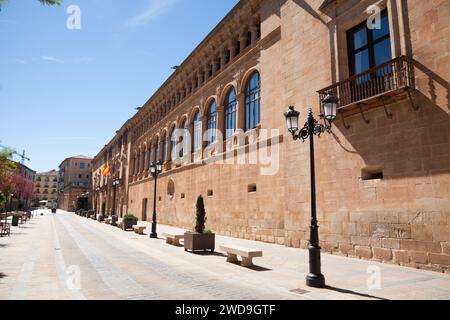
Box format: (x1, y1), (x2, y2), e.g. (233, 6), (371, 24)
(347, 10), (392, 102)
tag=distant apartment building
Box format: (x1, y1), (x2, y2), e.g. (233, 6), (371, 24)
(7, 161), (36, 211)
(33, 170), (58, 208)
(57, 155), (92, 211)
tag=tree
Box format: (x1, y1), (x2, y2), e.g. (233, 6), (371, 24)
(0, 0), (62, 11)
(195, 195), (207, 234)
(0, 148), (17, 207)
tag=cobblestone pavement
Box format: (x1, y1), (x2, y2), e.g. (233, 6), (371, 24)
(1, 210), (449, 300)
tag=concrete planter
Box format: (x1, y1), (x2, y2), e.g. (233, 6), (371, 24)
(122, 219), (137, 231)
(184, 232), (215, 253)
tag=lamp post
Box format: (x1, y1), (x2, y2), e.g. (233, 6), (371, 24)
(284, 90), (338, 288)
(112, 178), (120, 216)
(95, 186), (100, 220)
(85, 191), (89, 211)
(149, 161), (162, 239)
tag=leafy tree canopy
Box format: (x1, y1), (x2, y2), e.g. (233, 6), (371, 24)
(0, 0), (62, 11)
(0, 148), (18, 206)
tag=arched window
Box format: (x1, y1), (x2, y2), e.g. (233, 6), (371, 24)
(207, 100), (217, 145)
(147, 144), (152, 168)
(245, 71), (261, 131)
(180, 119), (188, 157)
(224, 87), (237, 139)
(170, 128), (177, 161)
(193, 111), (202, 151)
(161, 134), (167, 162)
(155, 139), (160, 162)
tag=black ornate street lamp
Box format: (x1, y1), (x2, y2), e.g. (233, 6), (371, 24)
(111, 178), (120, 226)
(149, 160), (162, 239)
(95, 186), (100, 220)
(284, 90), (338, 288)
(85, 191), (90, 211)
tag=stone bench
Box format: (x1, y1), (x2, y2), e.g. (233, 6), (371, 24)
(219, 245), (263, 267)
(162, 232), (185, 246)
(133, 225), (146, 235)
(0, 222), (10, 237)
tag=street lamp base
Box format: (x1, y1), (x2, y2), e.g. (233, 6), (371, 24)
(150, 233), (158, 239)
(306, 273), (325, 288)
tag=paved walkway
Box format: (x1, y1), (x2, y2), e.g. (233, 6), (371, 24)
(0, 210), (449, 300)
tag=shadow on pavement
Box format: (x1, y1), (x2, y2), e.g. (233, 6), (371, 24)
(226, 261), (273, 272)
(325, 285), (389, 300)
(193, 251), (228, 258)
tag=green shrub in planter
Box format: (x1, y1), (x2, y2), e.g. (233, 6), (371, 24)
(195, 195), (207, 234)
(122, 214), (138, 231)
(185, 195), (215, 253)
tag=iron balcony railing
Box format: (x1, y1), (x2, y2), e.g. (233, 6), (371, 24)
(318, 56), (415, 112)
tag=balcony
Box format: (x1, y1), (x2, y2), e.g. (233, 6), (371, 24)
(318, 56), (417, 126)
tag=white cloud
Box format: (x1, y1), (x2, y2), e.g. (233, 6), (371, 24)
(40, 56), (94, 64)
(12, 58), (28, 65)
(125, 0), (177, 28)
(42, 56), (64, 63)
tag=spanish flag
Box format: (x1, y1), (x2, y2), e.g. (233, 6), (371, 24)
(102, 165), (111, 177)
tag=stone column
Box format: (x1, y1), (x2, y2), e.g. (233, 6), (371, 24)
(130, 153), (135, 176)
(163, 137), (169, 163)
(221, 49), (227, 69)
(216, 104), (225, 143)
(229, 40), (236, 60)
(188, 121), (194, 163)
(141, 148), (145, 173)
(201, 114), (208, 150)
(239, 31), (247, 52)
(143, 145), (147, 172)
(212, 57), (218, 74)
(236, 92), (246, 131)
(136, 150), (141, 174)
(250, 25), (258, 45)
(197, 71), (203, 87)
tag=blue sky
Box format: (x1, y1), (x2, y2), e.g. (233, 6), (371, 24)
(0, 0), (239, 172)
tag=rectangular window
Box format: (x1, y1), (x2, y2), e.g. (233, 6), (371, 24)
(80, 163), (86, 169)
(347, 10), (392, 76)
(362, 166), (384, 181)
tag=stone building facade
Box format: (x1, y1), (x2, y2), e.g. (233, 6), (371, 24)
(33, 170), (58, 207)
(91, 0), (450, 272)
(58, 155), (92, 211)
